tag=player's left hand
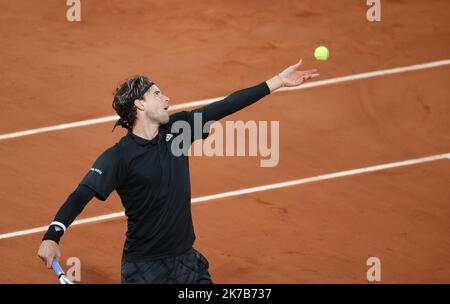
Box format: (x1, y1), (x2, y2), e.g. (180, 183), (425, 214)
(278, 59), (320, 87)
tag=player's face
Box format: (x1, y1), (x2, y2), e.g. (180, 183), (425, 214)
(141, 85), (170, 124)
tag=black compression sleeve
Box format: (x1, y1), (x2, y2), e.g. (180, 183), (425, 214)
(42, 185), (95, 244)
(194, 82), (270, 122)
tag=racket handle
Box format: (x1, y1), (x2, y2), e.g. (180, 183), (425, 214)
(51, 258), (64, 278)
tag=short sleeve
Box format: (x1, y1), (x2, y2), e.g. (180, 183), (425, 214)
(79, 145), (125, 201)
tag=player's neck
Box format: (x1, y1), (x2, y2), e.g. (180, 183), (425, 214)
(132, 120), (160, 141)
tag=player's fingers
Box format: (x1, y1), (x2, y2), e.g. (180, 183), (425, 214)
(304, 71), (320, 77)
(38, 253), (46, 263)
(46, 255), (55, 268)
(293, 59), (303, 68)
(37, 248), (47, 260)
(301, 69), (318, 75)
(301, 73), (319, 81)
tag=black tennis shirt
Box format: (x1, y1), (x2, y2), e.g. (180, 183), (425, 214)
(46, 81), (270, 262)
(81, 127), (195, 261)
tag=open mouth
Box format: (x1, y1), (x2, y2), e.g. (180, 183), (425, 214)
(164, 106), (169, 111)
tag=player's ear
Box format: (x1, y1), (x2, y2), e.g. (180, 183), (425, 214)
(134, 99), (145, 111)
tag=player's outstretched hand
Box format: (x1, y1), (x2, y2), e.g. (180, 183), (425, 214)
(278, 59), (320, 87)
(38, 240), (61, 268)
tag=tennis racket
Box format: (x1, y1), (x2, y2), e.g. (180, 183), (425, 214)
(51, 258), (73, 284)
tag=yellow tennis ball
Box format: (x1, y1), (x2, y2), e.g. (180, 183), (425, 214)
(314, 46), (329, 61)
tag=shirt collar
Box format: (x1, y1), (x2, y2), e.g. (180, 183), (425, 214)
(128, 130), (160, 146)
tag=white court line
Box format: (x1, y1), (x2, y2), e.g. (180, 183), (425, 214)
(0, 152), (448, 240)
(0, 59), (449, 141)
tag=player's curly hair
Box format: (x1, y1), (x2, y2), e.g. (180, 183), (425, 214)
(112, 76), (154, 131)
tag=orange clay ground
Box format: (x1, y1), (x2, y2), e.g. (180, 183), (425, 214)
(0, 0), (449, 283)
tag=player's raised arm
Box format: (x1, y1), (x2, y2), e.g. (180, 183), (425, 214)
(191, 59), (320, 123)
(37, 185), (95, 268)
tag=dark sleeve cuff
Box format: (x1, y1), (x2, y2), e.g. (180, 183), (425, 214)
(261, 81), (271, 95)
(43, 225), (64, 244)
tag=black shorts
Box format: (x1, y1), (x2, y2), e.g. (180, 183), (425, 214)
(121, 248), (213, 284)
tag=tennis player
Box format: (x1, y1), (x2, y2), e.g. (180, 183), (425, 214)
(37, 60), (319, 283)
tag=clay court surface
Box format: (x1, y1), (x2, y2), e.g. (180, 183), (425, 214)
(0, 0), (449, 283)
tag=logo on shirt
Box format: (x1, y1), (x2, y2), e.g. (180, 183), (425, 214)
(90, 168), (103, 175)
(166, 133), (174, 142)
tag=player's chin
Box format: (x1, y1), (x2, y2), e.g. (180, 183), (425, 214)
(159, 113), (170, 124)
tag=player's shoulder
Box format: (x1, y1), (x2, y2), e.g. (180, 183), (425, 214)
(166, 111), (196, 135)
(169, 110), (191, 124)
(96, 142), (122, 163)
(94, 133), (131, 161)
